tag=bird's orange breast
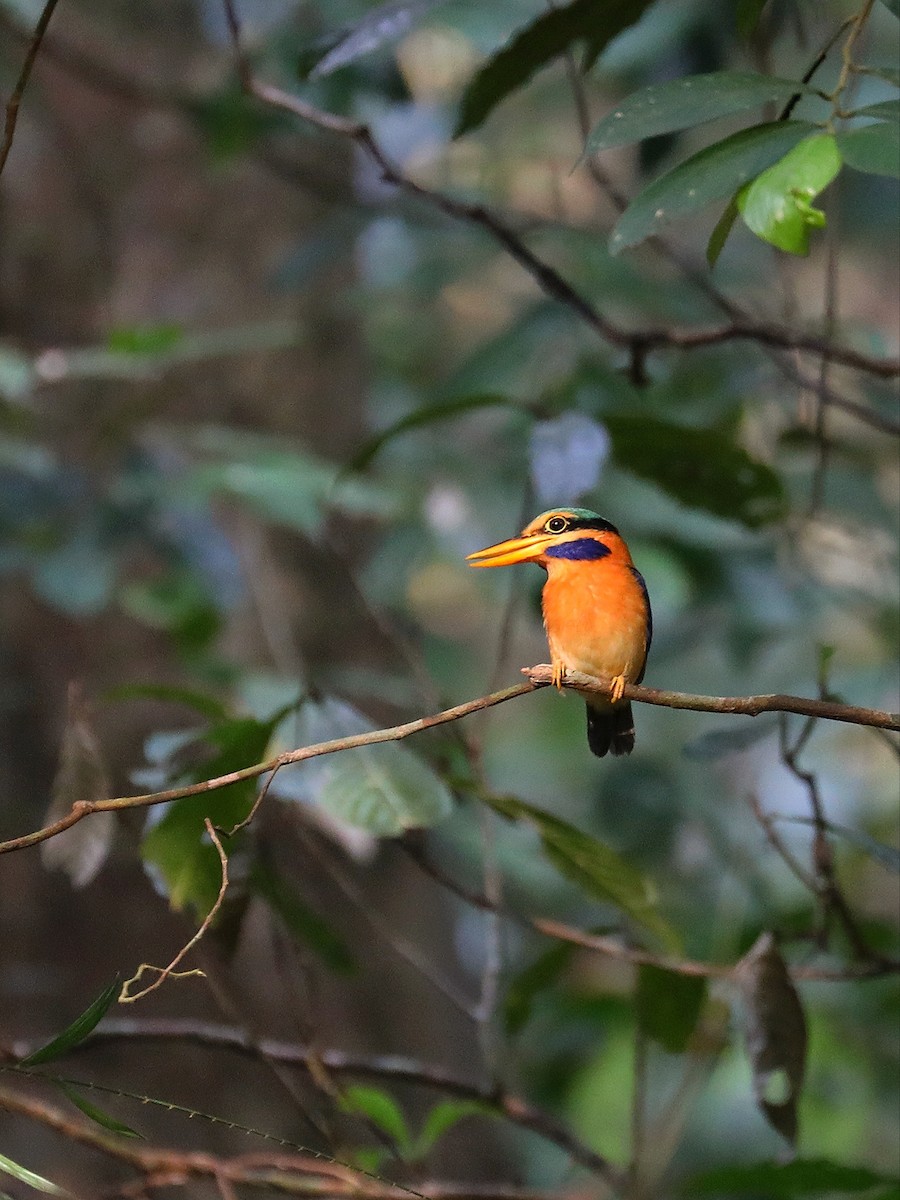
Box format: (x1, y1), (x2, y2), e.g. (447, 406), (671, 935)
(541, 554), (649, 693)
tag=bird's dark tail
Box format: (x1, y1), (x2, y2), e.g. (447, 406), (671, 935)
(586, 702), (635, 758)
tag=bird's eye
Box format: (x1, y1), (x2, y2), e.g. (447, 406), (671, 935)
(546, 516), (569, 534)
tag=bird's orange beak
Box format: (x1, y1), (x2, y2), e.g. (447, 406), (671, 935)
(466, 532), (552, 568)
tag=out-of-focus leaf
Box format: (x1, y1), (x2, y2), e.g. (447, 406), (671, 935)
(636, 964), (707, 1053)
(837, 121), (900, 178)
(454, 0), (653, 137)
(586, 73), (813, 155)
(878, 0), (899, 17)
(610, 121), (817, 252)
(188, 88), (284, 158)
(529, 412), (610, 505)
(348, 394), (517, 473)
(20, 978), (120, 1066)
(33, 530), (117, 615)
(304, 0), (445, 78)
(488, 796), (679, 951)
(736, 932), (807, 1145)
(0, 344), (35, 404)
(737, 134), (841, 254)
(340, 1085), (411, 1154)
(682, 718), (778, 759)
(141, 709), (288, 914)
(850, 99), (900, 120)
(0, 1154), (66, 1196)
(119, 569), (221, 653)
(605, 415), (786, 527)
(59, 1082), (143, 1139)
(776, 817), (900, 873)
(504, 941), (575, 1035)
(414, 1100), (492, 1159)
(317, 741), (454, 837)
(735, 0), (770, 38)
(105, 682), (228, 722)
(687, 1158), (897, 1196)
(41, 684), (114, 888)
(706, 195), (741, 266)
(251, 860), (356, 973)
(106, 324), (183, 356)
(864, 66), (900, 86)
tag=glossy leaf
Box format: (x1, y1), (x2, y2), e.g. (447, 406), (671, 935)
(59, 1082), (143, 1139)
(688, 1158), (897, 1196)
(20, 978), (120, 1066)
(587, 72), (813, 155)
(41, 685), (114, 888)
(837, 121), (900, 178)
(488, 796), (678, 951)
(455, 0), (653, 137)
(737, 135), (841, 255)
(251, 861), (356, 972)
(736, 932), (807, 1145)
(636, 964), (707, 1053)
(605, 415), (786, 527)
(0, 1154), (65, 1196)
(610, 121), (818, 253)
(340, 1085), (411, 1154)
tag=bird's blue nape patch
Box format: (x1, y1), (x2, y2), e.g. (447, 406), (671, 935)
(545, 538), (611, 561)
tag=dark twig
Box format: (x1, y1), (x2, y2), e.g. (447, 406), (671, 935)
(0, 0), (62, 177)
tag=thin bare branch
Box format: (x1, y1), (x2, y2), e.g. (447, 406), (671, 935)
(0, 0), (62, 177)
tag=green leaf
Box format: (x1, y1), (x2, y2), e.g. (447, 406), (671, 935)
(317, 741), (454, 837)
(340, 1085), (411, 1155)
(348, 394), (517, 473)
(688, 1158), (896, 1196)
(605, 415), (786, 527)
(454, 0), (653, 137)
(20, 978), (120, 1066)
(636, 964), (707, 1053)
(735, 0), (770, 38)
(837, 121), (900, 178)
(504, 941), (575, 1035)
(737, 134), (841, 255)
(863, 66), (900, 87)
(586, 73), (812, 155)
(610, 120), (818, 253)
(106, 682), (228, 721)
(487, 796), (679, 952)
(251, 860), (356, 972)
(682, 718), (778, 759)
(706, 194), (741, 266)
(849, 99), (900, 120)
(878, 0), (899, 17)
(106, 324), (183, 356)
(59, 1082), (143, 1139)
(0, 1154), (66, 1196)
(414, 1100), (492, 1159)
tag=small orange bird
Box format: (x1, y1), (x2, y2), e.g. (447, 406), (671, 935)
(467, 508), (651, 757)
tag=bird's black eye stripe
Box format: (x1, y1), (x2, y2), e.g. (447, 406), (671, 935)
(545, 516), (569, 534)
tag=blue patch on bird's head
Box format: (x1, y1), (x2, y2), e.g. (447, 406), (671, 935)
(545, 537), (611, 561)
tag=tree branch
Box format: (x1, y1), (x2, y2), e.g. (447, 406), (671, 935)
(0, 671), (895, 858)
(0, 0), (62, 178)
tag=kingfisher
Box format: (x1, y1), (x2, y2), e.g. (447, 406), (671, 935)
(467, 508), (651, 757)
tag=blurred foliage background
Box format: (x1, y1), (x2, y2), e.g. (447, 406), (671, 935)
(0, 0), (898, 1196)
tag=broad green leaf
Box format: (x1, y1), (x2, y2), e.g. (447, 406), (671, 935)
(504, 942), (575, 1035)
(610, 120), (818, 253)
(837, 121), (900, 178)
(454, 0), (653, 137)
(20, 978), (120, 1066)
(736, 933), (807, 1146)
(737, 134), (841, 254)
(587, 73), (813, 155)
(414, 1100), (492, 1159)
(340, 1085), (411, 1155)
(605, 415), (786, 527)
(59, 1082), (143, 1139)
(317, 740), (454, 836)
(688, 1158), (897, 1196)
(251, 861), (356, 972)
(487, 796), (678, 951)
(0, 1154), (66, 1196)
(682, 718), (778, 759)
(636, 964), (706, 1053)
(348, 393), (517, 473)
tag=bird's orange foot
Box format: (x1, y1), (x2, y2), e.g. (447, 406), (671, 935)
(609, 674), (626, 703)
(551, 662), (567, 691)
